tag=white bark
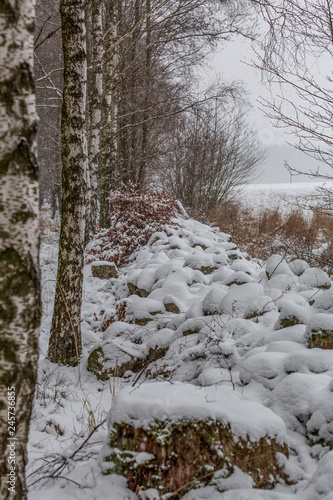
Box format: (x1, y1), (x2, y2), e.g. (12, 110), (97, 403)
(48, 0), (88, 365)
(0, 0), (40, 498)
(99, 0), (118, 227)
(87, 0), (103, 236)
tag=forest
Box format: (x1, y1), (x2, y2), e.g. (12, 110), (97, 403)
(1, 0), (333, 499)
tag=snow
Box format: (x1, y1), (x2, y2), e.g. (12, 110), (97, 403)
(299, 268), (331, 290)
(28, 197), (333, 499)
(266, 254), (295, 279)
(306, 313), (333, 334)
(107, 381), (287, 443)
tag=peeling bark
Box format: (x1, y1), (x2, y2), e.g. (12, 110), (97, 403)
(0, 0), (40, 498)
(48, 0), (88, 366)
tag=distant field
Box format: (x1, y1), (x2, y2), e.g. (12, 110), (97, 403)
(238, 182), (333, 214)
(210, 182), (333, 273)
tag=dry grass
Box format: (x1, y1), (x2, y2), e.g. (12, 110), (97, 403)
(209, 201), (333, 275)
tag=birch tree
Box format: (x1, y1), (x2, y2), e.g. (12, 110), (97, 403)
(48, 0), (88, 366)
(253, 0), (333, 207)
(99, 0), (118, 227)
(0, 0), (40, 498)
(86, 0), (103, 237)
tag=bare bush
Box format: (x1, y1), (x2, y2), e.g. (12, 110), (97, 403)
(210, 202), (333, 274)
(161, 98), (264, 214)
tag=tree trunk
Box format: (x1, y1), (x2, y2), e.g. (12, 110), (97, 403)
(138, 0), (152, 188)
(0, 1), (40, 498)
(99, 0), (118, 228)
(48, 0), (88, 366)
(86, 0), (103, 239)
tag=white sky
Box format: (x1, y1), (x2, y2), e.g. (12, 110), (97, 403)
(205, 34), (327, 184)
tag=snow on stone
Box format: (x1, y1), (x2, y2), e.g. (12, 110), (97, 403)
(108, 381), (288, 443)
(266, 254), (295, 279)
(274, 299), (312, 329)
(29, 207), (333, 500)
(289, 259), (309, 276)
(299, 267), (331, 290)
(306, 313), (333, 335)
(219, 282), (274, 318)
(312, 288), (333, 312)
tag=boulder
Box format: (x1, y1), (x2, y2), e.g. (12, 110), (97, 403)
(91, 261), (118, 279)
(305, 313), (333, 349)
(102, 382), (289, 496)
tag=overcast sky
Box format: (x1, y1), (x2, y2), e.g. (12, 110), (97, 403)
(205, 34), (326, 184)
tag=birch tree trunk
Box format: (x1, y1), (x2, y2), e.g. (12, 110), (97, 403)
(99, 0), (118, 228)
(48, 0), (88, 366)
(138, 0), (152, 188)
(86, 0), (103, 238)
(0, 1), (40, 498)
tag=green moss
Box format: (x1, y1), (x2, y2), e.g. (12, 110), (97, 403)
(280, 316), (300, 328)
(307, 330), (333, 349)
(92, 264), (118, 279)
(227, 280), (248, 286)
(87, 347), (168, 380)
(105, 418), (289, 495)
(193, 243), (208, 250)
(165, 302), (180, 314)
(134, 317), (152, 326)
(228, 253), (241, 261)
(245, 310), (264, 320)
(127, 283), (149, 297)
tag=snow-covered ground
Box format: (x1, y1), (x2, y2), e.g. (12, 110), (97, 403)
(28, 188), (333, 499)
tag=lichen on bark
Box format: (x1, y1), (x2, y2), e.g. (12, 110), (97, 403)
(48, 0), (88, 366)
(0, 1), (40, 497)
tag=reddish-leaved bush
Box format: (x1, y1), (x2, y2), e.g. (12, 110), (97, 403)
(86, 184), (175, 265)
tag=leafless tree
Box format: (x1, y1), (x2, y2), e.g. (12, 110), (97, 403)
(97, 0), (258, 224)
(86, 0), (103, 238)
(48, 0), (88, 366)
(34, 0), (63, 216)
(161, 93), (264, 213)
(34, 0), (258, 228)
(253, 0), (333, 211)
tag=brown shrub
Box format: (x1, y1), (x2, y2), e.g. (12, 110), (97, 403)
(209, 201), (333, 275)
(86, 184), (176, 265)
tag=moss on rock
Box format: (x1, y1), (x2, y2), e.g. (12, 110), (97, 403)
(165, 302), (180, 314)
(87, 346), (138, 380)
(87, 346), (168, 380)
(193, 243), (208, 250)
(91, 263), (118, 279)
(200, 265), (218, 275)
(127, 282), (149, 298)
(105, 418), (289, 496)
(307, 330), (333, 349)
(279, 316), (300, 329)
